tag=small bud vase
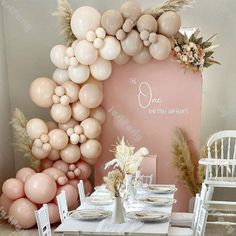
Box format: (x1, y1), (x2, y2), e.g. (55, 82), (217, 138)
(111, 196), (125, 224)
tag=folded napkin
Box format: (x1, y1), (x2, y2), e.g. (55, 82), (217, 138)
(95, 218), (143, 233)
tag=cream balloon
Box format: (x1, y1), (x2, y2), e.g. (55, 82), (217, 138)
(121, 30), (143, 56)
(48, 129), (68, 150)
(71, 6), (101, 40)
(157, 11), (181, 37)
(30, 77), (57, 108)
(101, 10), (124, 35)
(62, 81), (80, 103)
(137, 15), (158, 33)
(90, 57), (112, 81)
(149, 34), (172, 60)
(79, 84), (103, 109)
(120, 0), (142, 21)
(90, 107), (106, 124)
(26, 118), (48, 140)
(99, 36), (121, 60)
(81, 118), (101, 139)
(32, 146), (48, 160)
(83, 76), (103, 91)
(133, 47), (152, 64)
(53, 69), (69, 85)
(114, 51), (130, 65)
(68, 65), (90, 84)
(75, 40), (98, 65)
(50, 45), (68, 69)
(50, 104), (72, 123)
(80, 139), (102, 160)
(61, 144), (81, 164)
(72, 101), (90, 122)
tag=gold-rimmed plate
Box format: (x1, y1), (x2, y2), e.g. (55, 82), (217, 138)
(146, 185), (177, 194)
(126, 211), (170, 222)
(137, 196), (176, 206)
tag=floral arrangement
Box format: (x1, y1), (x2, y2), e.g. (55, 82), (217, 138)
(173, 29), (220, 72)
(103, 137), (149, 196)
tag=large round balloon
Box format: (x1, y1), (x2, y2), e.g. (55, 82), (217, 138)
(24, 173), (57, 204)
(121, 30), (143, 56)
(90, 107), (106, 124)
(26, 118), (48, 140)
(53, 160), (69, 174)
(80, 139), (102, 161)
(133, 46), (152, 64)
(79, 84), (103, 109)
(62, 81), (80, 103)
(157, 11), (181, 37)
(8, 198), (37, 229)
(114, 51), (130, 65)
(49, 129), (68, 150)
(75, 40), (98, 65)
(53, 69), (69, 85)
(0, 194), (13, 214)
(68, 65), (90, 84)
(76, 161), (91, 180)
(81, 118), (101, 139)
(71, 6), (101, 40)
(51, 104), (72, 123)
(30, 77), (57, 108)
(99, 36), (121, 60)
(48, 203), (60, 224)
(61, 144), (81, 164)
(2, 178), (24, 201)
(90, 57), (112, 81)
(16, 168), (36, 183)
(72, 101), (90, 122)
(101, 10), (124, 35)
(120, 0), (142, 21)
(50, 45), (68, 69)
(149, 34), (172, 60)
(137, 14), (158, 33)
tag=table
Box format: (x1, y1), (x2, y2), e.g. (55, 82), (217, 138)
(55, 185), (176, 236)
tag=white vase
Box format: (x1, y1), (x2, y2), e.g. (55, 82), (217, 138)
(111, 196), (125, 224)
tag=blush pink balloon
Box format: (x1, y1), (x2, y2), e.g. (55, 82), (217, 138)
(53, 160), (69, 174)
(2, 178), (24, 201)
(8, 198), (37, 229)
(40, 159), (53, 171)
(57, 176), (68, 186)
(48, 203), (60, 224)
(16, 168), (36, 183)
(24, 173), (57, 204)
(0, 194), (13, 214)
(57, 184), (78, 210)
(76, 161), (91, 180)
(69, 179), (79, 189)
(83, 180), (92, 195)
(43, 167), (65, 182)
(61, 144), (81, 164)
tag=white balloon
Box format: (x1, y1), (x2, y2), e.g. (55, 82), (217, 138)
(90, 57), (112, 81)
(71, 6), (101, 40)
(99, 36), (121, 61)
(50, 45), (68, 69)
(53, 69), (69, 85)
(114, 51), (130, 65)
(133, 47), (152, 64)
(75, 40), (98, 65)
(68, 65), (90, 84)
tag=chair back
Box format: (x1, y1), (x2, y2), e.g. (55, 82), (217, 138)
(56, 190), (68, 223)
(35, 204), (52, 236)
(200, 183), (208, 202)
(192, 194), (202, 229)
(195, 206), (208, 236)
(78, 180), (86, 203)
(206, 130), (236, 180)
(141, 174), (153, 186)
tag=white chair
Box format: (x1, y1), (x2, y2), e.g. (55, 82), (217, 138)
(78, 180), (86, 204)
(56, 190), (68, 223)
(140, 174), (153, 186)
(35, 204), (52, 236)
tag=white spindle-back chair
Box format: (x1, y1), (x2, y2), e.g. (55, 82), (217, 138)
(78, 180), (86, 204)
(56, 190), (69, 223)
(195, 207), (208, 236)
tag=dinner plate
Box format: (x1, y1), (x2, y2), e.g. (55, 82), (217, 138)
(137, 196), (176, 206)
(86, 195), (114, 206)
(126, 211), (170, 222)
(69, 209), (112, 221)
(146, 185), (177, 194)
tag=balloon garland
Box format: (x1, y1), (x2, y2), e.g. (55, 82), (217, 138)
(0, 0), (218, 229)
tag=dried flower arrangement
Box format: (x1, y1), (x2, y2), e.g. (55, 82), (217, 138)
(173, 29), (220, 72)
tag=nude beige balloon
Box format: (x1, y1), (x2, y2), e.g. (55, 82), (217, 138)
(61, 144), (81, 164)
(48, 149), (60, 161)
(50, 104), (72, 123)
(133, 46), (152, 64)
(120, 0), (142, 21)
(121, 30), (143, 56)
(30, 77), (57, 108)
(26, 118), (48, 140)
(157, 11), (181, 37)
(114, 51), (130, 65)
(81, 118), (101, 139)
(80, 139), (102, 160)
(72, 101), (90, 121)
(49, 129), (68, 150)
(137, 15), (158, 33)
(149, 34), (172, 60)
(101, 10), (124, 35)
(90, 107), (106, 124)
(50, 45), (68, 69)
(47, 121), (58, 131)
(32, 146), (48, 160)
(58, 118), (79, 131)
(79, 84), (103, 109)
(62, 81), (80, 103)
(83, 76), (103, 91)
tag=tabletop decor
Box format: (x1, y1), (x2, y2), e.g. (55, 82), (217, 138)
(0, 0), (220, 229)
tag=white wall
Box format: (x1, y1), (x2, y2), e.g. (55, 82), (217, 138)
(0, 4), (15, 188)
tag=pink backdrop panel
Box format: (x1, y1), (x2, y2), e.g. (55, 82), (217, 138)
(95, 57), (202, 211)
